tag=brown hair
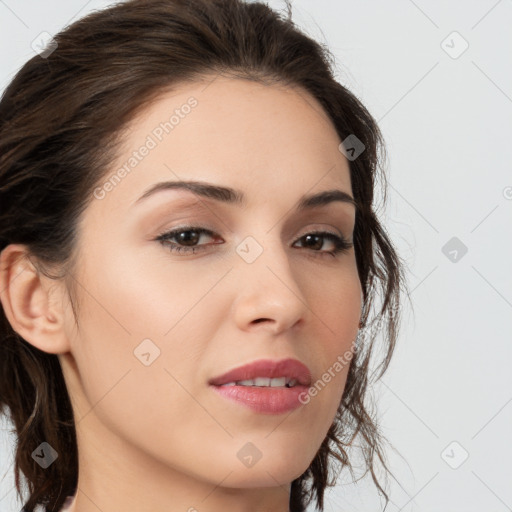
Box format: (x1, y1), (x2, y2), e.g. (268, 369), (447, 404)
(0, 0), (409, 510)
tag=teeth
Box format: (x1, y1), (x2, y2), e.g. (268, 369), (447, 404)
(237, 379), (255, 386)
(220, 377), (297, 388)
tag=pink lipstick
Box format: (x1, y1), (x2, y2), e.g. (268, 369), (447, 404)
(208, 358), (312, 414)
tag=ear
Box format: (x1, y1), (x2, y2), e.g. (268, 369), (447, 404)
(0, 244), (71, 354)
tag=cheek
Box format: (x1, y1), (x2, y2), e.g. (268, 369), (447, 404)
(309, 264), (362, 344)
(67, 254), (224, 471)
(69, 241), (226, 418)
(304, 268), (361, 410)
(79, 237), (228, 339)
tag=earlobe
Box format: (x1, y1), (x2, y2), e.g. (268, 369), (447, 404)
(0, 244), (70, 354)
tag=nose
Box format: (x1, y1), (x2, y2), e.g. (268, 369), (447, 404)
(231, 238), (310, 335)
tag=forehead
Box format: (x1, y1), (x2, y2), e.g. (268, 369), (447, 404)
(91, 76), (352, 217)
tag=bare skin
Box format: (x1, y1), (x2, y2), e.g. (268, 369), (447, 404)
(0, 75), (362, 512)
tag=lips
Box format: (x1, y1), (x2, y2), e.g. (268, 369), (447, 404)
(208, 357), (312, 387)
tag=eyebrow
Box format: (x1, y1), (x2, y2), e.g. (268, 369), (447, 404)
(133, 180), (358, 212)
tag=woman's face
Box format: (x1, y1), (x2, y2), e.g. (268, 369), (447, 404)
(58, 76), (362, 509)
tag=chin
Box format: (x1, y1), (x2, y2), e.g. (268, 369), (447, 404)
(218, 456), (312, 489)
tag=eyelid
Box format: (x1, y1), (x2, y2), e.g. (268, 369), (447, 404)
(154, 224), (353, 258)
(155, 223), (350, 243)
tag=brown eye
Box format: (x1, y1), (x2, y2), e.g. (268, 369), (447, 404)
(155, 226), (220, 255)
(155, 227), (352, 258)
(293, 231), (353, 257)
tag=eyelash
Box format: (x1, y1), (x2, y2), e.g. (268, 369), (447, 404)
(154, 225), (353, 258)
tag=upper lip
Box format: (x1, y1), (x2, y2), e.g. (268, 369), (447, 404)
(208, 358), (312, 387)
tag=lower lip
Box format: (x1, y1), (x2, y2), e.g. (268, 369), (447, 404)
(210, 384), (309, 414)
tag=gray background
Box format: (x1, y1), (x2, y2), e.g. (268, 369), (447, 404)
(1, 1), (511, 510)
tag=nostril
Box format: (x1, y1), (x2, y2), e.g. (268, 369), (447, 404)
(253, 318), (270, 324)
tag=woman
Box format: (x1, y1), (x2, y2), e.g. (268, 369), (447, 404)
(0, 0), (407, 511)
